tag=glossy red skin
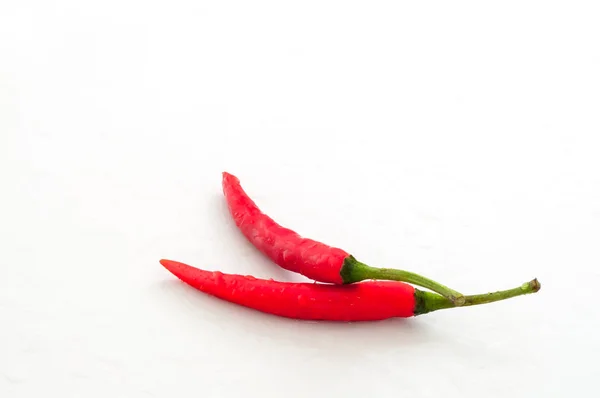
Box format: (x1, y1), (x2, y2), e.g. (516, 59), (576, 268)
(161, 259), (416, 321)
(222, 172), (348, 284)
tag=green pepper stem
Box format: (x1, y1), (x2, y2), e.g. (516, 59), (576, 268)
(414, 279), (541, 315)
(340, 255), (466, 305)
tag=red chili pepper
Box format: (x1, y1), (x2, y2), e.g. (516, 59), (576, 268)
(160, 259), (540, 320)
(222, 172), (465, 304)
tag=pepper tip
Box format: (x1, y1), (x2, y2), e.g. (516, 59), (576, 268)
(222, 171), (239, 184)
(159, 259), (175, 268)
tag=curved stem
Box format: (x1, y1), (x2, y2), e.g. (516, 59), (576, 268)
(340, 256), (465, 305)
(414, 279), (541, 315)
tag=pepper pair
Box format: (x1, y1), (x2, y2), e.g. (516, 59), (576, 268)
(160, 172), (540, 321)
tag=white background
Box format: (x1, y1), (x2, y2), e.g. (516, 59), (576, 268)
(1, 1), (599, 397)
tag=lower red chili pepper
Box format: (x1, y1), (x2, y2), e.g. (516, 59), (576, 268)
(160, 259), (541, 321)
(222, 172), (465, 304)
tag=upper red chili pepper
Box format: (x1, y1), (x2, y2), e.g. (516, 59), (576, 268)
(222, 172), (466, 305)
(160, 259), (541, 321)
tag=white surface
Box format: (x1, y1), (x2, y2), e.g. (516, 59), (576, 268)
(1, 1), (599, 397)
